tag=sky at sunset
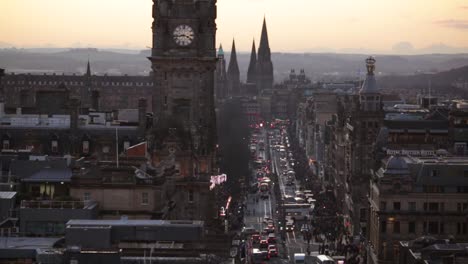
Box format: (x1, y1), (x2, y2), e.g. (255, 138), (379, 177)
(1, 0), (468, 53)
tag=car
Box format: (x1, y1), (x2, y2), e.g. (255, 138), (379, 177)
(252, 234), (261, 244)
(260, 194), (269, 200)
(267, 233), (276, 244)
(268, 248), (278, 258)
(286, 180), (294, 186)
(286, 222), (295, 232)
(300, 224), (310, 233)
(259, 239), (269, 250)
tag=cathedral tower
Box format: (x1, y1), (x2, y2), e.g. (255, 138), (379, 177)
(227, 39), (240, 97)
(256, 18), (274, 91)
(149, 0), (218, 221)
(247, 39), (257, 84)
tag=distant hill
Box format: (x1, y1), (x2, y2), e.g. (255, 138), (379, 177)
(1, 48), (468, 81)
(379, 65), (468, 91)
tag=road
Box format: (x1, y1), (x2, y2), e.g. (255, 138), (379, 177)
(244, 127), (319, 264)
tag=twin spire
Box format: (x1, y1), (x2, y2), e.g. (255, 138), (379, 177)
(219, 17), (273, 94)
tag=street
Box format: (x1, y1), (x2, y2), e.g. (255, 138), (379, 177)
(244, 126), (319, 264)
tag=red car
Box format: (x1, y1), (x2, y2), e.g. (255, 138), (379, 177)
(252, 234), (261, 244)
(259, 239), (269, 250)
(268, 248), (278, 258)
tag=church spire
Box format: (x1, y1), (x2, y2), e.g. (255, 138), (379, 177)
(258, 17), (271, 60)
(256, 17), (274, 91)
(227, 39), (240, 77)
(86, 60), (91, 77)
(247, 39), (257, 84)
(218, 44), (224, 57)
(227, 39), (240, 96)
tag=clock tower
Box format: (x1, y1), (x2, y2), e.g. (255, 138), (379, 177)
(149, 0), (218, 221)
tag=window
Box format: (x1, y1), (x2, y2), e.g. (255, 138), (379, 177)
(141, 192), (149, 205)
(380, 202), (387, 211)
(408, 222), (416, 234)
(102, 146), (110, 153)
(188, 190), (194, 203)
(428, 221), (439, 234)
(460, 203), (468, 212)
(2, 139), (10, 150)
(51, 140), (58, 153)
(458, 223), (467, 235)
(82, 141), (89, 154)
(430, 170), (439, 177)
(83, 192), (91, 201)
(381, 221), (387, 233)
(428, 202), (439, 212)
(408, 202), (416, 212)
(393, 202), (401, 211)
(440, 223), (445, 234)
(393, 221), (400, 234)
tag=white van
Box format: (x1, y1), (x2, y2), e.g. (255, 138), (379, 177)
(294, 253), (306, 264)
(316, 255), (335, 264)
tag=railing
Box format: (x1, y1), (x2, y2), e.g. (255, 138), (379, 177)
(20, 200), (91, 209)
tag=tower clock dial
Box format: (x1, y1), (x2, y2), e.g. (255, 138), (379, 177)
(173, 25), (195, 46)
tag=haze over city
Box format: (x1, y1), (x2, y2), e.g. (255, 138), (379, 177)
(1, 0), (468, 54)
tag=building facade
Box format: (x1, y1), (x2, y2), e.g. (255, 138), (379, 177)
(148, 0), (218, 221)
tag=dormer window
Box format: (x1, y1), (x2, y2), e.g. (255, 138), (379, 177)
(2, 139), (10, 150)
(51, 140), (58, 153)
(82, 140), (89, 154)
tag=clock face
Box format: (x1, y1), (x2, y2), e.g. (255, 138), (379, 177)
(173, 25), (195, 46)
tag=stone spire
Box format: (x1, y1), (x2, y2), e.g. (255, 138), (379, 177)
(227, 39), (240, 96)
(215, 44), (228, 100)
(227, 39), (240, 77)
(86, 60), (91, 77)
(258, 17), (271, 61)
(247, 39), (257, 84)
(256, 17), (274, 91)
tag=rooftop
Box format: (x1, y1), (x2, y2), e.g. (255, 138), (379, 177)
(66, 219), (204, 228)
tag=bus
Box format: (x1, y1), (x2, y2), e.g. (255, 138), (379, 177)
(283, 203), (313, 218)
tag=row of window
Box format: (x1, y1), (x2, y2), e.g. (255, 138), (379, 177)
(5, 80), (153, 86)
(2, 139), (131, 154)
(381, 220), (467, 235)
(380, 201), (468, 212)
(83, 190), (194, 205)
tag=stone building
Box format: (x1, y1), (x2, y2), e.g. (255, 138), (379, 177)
(341, 57), (385, 235)
(226, 39), (241, 97)
(0, 64), (153, 113)
(148, 0), (219, 222)
(256, 18), (274, 92)
(368, 156), (468, 264)
(215, 45), (227, 102)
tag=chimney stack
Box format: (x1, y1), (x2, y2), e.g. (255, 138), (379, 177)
(69, 97), (80, 131)
(91, 90), (100, 111)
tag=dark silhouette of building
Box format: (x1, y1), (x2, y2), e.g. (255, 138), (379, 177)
(227, 39), (240, 97)
(256, 18), (274, 92)
(247, 39), (257, 85)
(148, 0), (218, 221)
(215, 44), (227, 101)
